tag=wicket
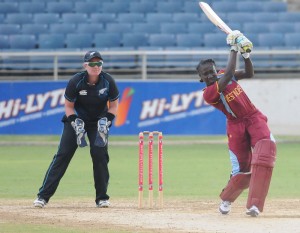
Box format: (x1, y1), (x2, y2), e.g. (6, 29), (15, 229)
(138, 131), (163, 209)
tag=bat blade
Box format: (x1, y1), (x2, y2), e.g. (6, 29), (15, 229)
(199, 2), (232, 34)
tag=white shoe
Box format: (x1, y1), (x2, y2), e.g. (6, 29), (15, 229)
(33, 197), (47, 208)
(96, 200), (110, 208)
(219, 201), (231, 215)
(246, 205), (260, 217)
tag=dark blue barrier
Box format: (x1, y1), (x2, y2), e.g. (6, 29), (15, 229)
(0, 81), (225, 135)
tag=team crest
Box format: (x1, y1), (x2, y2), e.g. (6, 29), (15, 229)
(99, 88), (107, 95)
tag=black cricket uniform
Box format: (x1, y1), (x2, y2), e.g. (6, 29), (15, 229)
(37, 71), (119, 204)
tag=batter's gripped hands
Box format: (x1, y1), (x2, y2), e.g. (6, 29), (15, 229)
(226, 30), (243, 52)
(95, 117), (110, 147)
(236, 35), (253, 55)
(226, 30), (243, 45)
(71, 118), (88, 148)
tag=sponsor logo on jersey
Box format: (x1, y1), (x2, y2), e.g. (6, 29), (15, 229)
(225, 84), (243, 102)
(79, 90), (87, 95)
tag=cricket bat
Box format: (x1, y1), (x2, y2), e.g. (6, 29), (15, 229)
(199, 2), (252, 53)
(199, 2), (232, 34)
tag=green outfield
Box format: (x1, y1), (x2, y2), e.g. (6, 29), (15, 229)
(0, 135), (300, 233)
(1, 135), (300, 199)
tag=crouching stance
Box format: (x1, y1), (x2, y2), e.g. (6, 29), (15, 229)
(196, 30), (276, 216)
(33, 51), (119, 208)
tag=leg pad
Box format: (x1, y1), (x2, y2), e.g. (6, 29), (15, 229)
(247, 139), (276, 212)
(220, 172), (251, 202)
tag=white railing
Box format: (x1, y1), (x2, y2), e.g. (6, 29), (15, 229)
(1, 49), (300, 80)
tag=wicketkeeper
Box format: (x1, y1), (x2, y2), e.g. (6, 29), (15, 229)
(33, 50), (119, 208)
(196, 31), (276, 217)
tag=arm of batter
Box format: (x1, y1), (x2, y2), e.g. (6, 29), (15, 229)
(218, 50), (238, 92)
(234, 56), (254, 81)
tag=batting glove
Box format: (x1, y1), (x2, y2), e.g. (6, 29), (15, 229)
(226, 30), (243, 46)
(236, 35), (253, 53)
(95, 117), (110, 147)
(71, 118), (88, 148)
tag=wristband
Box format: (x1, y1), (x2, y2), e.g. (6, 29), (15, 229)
(67, 114), (77, 123)
(241, 53), (250, 59)
(105, 112), (115, 122)
(230, 45), (238, 52)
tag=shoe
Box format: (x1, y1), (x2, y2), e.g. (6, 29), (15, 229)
(246, 205), (260, 217)
(219, 201), (231, 215)
(96, 200), (110, 208)
(33, 197), (47, 208)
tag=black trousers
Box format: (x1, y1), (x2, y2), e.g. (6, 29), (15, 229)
(37, 120), (110, 203)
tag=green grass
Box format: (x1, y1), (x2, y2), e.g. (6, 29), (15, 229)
(1, 135), (300, 233)
(1, 224), (88, 233)
(1, 134), (299, 142)
(0, 135), (300, 199)
(0, 223), (129, 233)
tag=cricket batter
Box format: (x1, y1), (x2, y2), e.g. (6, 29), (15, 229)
(196, 31), (276, 217)
(33, 51), (119, 208)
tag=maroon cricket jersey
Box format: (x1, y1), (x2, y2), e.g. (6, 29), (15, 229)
(203, 76), (257, 120)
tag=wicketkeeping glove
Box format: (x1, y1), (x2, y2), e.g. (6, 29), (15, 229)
(71, 118), (88, 148)
(94, 117), (111, 147)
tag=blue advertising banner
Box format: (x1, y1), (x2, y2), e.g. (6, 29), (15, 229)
(0, 80), (225, 135)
